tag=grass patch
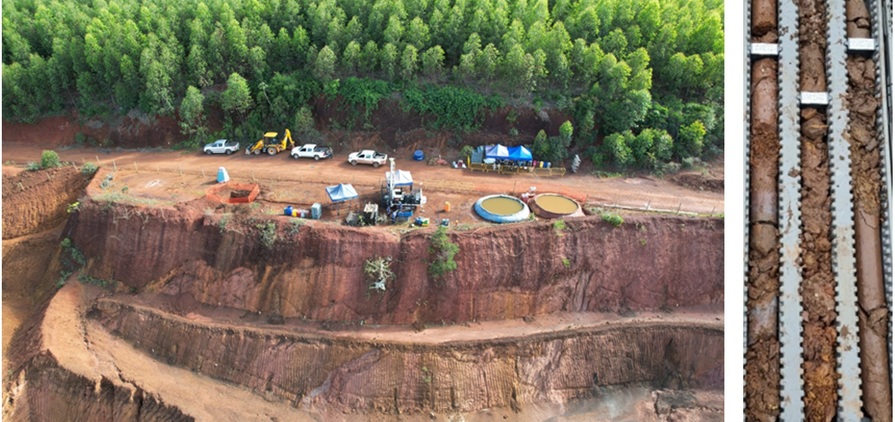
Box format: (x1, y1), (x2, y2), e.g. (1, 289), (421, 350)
(552, 219), (567, 236)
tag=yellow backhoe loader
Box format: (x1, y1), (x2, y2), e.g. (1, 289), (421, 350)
(245, 132), (274, 155)
(264, 129), (295, 156)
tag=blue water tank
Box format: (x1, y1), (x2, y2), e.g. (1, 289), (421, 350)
(413, 150), (424, 161)
(311, 203), (322, 219)
(284, 206), (293, 216)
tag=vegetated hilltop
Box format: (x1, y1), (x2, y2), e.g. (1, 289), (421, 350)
(2, 0), (723, 170)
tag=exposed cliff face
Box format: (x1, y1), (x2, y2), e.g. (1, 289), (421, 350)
(3, 167), (92, 353)
(69, 200), (723, 324)
(4, 353), (190, 422)
(2, 167), (91, 240)
(94, 299), (723, 415)
(2, 284), (190, 422)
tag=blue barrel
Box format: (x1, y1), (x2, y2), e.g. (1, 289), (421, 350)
(284, 206), (293, 216)
(413, 150), (424, 161)
(311, 203), (322, 219)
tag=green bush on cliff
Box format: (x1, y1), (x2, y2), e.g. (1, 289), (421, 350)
(256, 221), (278, 248)
(601, 212), (625, 227)
(428, 226), (459, 279)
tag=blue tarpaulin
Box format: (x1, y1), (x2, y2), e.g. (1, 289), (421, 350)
(507, 145), (533, 161)
(326, 184), (358, 203)
(486, 144), (532, 161)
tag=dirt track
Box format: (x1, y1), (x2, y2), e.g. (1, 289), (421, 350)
(1, 141), (724, 220)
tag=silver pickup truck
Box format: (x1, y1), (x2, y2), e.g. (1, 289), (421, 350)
(203, 139), (240, 155)
(347, 150), (388, 167)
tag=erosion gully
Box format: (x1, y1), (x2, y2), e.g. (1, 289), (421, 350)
(745, 0), (893, 420)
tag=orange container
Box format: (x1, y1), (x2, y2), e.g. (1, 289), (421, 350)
(444, 201), (451, 212)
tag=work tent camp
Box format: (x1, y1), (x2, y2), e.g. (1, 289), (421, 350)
(507, 145), (533, 161)
(385, 170), (414, 187)
(484, 144), (510, 160)
(326, 183), (358, 203)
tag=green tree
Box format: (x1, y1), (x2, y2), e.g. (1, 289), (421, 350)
(384, 15), (404, 46)
(293, 105), (315, 135)
(221, 72), (253, 124)
(421, 45), (445, 77)
(187, 44), (212, 88)
(631, 129), (656, 168)
(603, 131), (634, 166)
(676, 120), (706, 158)
(405, 17), (430, 50)
(314, 45), (337, 82)
(342, 41), (362, 73)
(248, 46), (268, 80)
(400, 44), (418, 80)
(652, 128), (674, 162)
(361, 41), (380, 73)
(477, 43), (499, 81)
(381, 43), (398, 79)
(179, 85), (206, 139)
(501, 43), (534, 94)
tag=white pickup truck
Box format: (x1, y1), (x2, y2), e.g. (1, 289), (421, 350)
(203, 139), (240, 155)
(347, 150), (388, 167)
(291, 144), (333, 160)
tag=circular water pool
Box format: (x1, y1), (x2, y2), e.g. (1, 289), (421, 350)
(530, 194), (584, 218)
(474, 195), (530, 223)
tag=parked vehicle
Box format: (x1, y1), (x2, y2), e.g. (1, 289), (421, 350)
(203, 139), (240, 155)
(347, 150), (388, 167)
(246, 129), (295, 155)
(291, 144), (333, 160)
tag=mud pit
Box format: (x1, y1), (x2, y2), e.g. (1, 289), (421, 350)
(3, 129), (723, 419)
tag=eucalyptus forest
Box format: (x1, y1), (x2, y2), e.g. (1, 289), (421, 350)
(2, 0), (723, 169)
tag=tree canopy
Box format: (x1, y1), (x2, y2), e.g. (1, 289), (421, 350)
(3, 0), (723, 164)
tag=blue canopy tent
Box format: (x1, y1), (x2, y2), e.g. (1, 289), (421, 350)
(326, 183), (358, 203)
(507, 145), (533, 161)
(484, 144), (510, 160)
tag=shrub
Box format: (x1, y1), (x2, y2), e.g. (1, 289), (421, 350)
(256, 221), (278, 248)
(40, 150), (61, 169)
(459, 145), (475, 160)
(428, 226), (459, 278)
(601, 212), (624, 227)
(81, 162), (98, 175)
